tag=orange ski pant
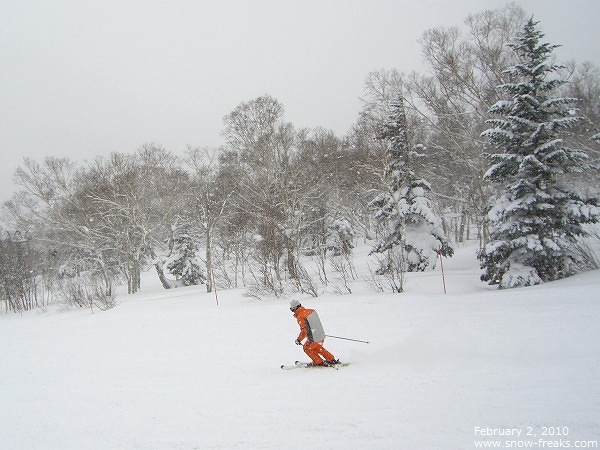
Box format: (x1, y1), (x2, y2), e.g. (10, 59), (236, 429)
(303, 341), (335, 365)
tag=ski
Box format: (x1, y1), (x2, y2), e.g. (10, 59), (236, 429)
(280, 361), (313, 370)
(280, 361), (349, 370)
(280, 363), (303, 370)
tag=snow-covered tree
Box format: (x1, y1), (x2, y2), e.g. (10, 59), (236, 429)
(479, 18), (600, 288)
(370, 95), (453, 279)
(326, 218), (354, 257)
(166, 228), (205, 287)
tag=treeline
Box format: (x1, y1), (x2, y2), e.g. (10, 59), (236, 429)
(1, 125), (374, 311)
(1, 4), (598, 312)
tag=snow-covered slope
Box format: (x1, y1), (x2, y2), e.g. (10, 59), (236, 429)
(1, 244), (599, 449)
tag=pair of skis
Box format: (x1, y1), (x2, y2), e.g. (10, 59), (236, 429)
(280, 361), (349, 371)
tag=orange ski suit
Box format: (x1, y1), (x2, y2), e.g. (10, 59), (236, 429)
(293, 306), (336, 365)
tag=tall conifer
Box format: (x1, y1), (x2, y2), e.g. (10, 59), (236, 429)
(370, 96), (452, 278)
(479, 18), (599, 288)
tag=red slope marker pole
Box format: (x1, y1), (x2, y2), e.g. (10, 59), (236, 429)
(438, 246), (447, 295)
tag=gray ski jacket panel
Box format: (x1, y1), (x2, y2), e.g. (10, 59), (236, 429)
(306, 310), (325, 342)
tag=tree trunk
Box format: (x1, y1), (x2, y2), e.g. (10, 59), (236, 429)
(154, 262), (174, 289)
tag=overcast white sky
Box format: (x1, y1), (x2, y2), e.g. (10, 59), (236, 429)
(1, 0), (599, 204)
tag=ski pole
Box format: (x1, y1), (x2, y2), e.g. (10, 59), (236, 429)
(326, 334), (370, 344)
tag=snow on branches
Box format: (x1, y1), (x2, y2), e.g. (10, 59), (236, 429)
(479, 18), (600, 288)
(370, 95), (453, 281)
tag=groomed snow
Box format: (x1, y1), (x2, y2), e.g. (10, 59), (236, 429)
(1, 243), (599, 449)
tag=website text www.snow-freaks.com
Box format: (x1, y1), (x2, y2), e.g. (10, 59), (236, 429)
(473, 440), (598, 448)
(473, 427), (598, 448)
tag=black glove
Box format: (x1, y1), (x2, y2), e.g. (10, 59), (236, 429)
(295, 339), (302, 345)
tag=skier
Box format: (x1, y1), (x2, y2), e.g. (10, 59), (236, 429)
(290, 300), (339, 367)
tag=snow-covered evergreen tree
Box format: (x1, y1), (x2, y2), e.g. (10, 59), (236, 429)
(326, 218), (354, 257)
(479, 18), (599, 288)
(166, 228), (206, 287)
(370, 95), (453, 276)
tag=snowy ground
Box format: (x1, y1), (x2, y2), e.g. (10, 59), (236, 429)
(1, 243), (599, 449)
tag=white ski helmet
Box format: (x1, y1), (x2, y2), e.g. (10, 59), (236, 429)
(289, 299), (301, 311)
